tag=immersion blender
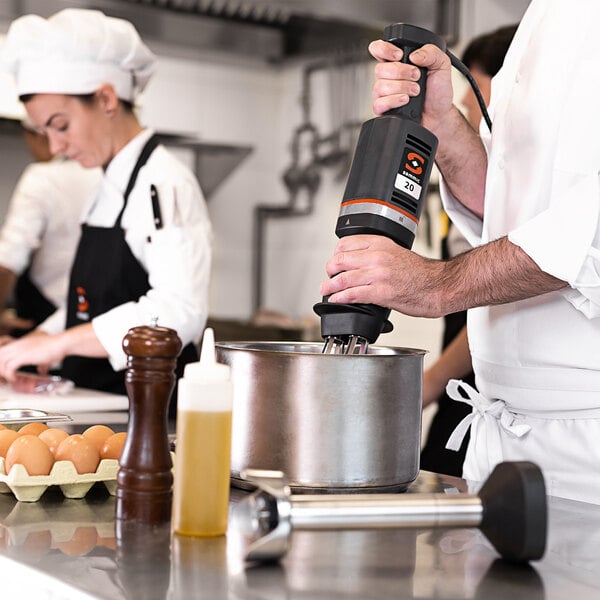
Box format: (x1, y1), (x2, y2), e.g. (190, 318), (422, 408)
(314, 23), (491, 355)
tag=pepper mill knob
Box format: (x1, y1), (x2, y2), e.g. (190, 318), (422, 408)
(115, 324), (182, 524)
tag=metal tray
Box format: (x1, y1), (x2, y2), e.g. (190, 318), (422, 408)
(0, 408), (72, 426)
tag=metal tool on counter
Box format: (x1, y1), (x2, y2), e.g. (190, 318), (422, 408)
(0, 408), (71, 426)
(8, 371), (74, 395)
(314, 23), (493, 355)
(237, 461), (546, 564)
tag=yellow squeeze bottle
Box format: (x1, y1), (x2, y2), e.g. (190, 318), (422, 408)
(172, 327), (233, 537)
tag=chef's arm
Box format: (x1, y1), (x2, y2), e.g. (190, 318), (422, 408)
(322, 236), (568, 317)
(54, 323), (108, 358)
(0, 323), (107, 381)
(422, 325), (471, 408)
(438, 236), (568, 313)
(431, 107), (488, 219)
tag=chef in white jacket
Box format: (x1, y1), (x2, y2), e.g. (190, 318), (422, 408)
(320, 0), (600, 503)
(0, 8), (212, 411)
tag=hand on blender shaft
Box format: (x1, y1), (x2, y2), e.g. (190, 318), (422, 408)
(320, 235), (567, 319)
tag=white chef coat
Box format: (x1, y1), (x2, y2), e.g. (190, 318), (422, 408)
(40, 129), (212, 371)
(440, 0), (600, 503)
(0, 157), (101, 309)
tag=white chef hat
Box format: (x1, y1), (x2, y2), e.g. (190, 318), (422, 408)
(1, 8), (156, 102)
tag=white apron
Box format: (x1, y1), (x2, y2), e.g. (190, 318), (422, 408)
(445, 379), (600, 504)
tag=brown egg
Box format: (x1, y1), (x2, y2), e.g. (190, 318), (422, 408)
(100, 432), (127, 460)
(0, 429), (20, 458)
(5, 434), (55, 475)
(55, 434), (100, 474)
(82, 424), (114, 452)
(19, 422), (49, 436)
(56, 526), (98, 556)
(38, 428), (69, 455)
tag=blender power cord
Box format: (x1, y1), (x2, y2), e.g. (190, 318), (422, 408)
(447, 50), (493, 133)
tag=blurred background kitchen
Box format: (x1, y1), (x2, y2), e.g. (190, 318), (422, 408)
(0, 0), (530, 369)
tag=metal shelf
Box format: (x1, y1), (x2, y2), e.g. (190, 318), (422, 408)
(0, 118), (252, 199)
(155, 132), (252, 198)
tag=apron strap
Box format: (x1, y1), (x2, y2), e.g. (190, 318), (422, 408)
(444, 379), (532, 481)
(115, 134), (161, 226)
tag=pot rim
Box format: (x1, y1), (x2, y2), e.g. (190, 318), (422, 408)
(214, 340), (428, 356)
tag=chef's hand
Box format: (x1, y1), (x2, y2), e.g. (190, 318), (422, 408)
(369, 40), (454, 134)
(320, 235), (447, 319)
(0, 330), (64, 381)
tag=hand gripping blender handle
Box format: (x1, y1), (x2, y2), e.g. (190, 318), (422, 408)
(382, 23), (447, 122)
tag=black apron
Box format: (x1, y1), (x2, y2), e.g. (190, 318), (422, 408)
(13, 267), (56, 336)
(61, 135), (198, 412)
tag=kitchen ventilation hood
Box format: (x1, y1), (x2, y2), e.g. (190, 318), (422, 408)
(0, 0), (458, 195)
(0, 1), (460, 62)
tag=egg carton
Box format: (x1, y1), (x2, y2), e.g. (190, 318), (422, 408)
(0, 456), (119, 502)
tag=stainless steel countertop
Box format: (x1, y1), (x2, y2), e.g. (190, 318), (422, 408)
(1, 469), (600, 599)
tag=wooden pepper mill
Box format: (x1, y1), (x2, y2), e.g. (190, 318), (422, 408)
(115, 324), (182, 524)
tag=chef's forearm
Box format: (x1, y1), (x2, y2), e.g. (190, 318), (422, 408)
(422, 325), (472, 408)
(438, 236), (568, 313)
(432, 106), (488, 218)
(55, 323), (108, 359)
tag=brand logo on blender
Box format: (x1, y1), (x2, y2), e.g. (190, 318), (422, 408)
(76, 286), (90, 320)
(405, 152), (425, 176)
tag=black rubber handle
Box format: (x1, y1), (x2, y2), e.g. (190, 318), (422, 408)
(383, 23), (447, 123)
(478, 461), (547, 562)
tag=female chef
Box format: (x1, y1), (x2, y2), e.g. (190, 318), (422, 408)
(0, 8), (211, 406)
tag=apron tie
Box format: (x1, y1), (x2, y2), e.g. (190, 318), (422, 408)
(444, 379), (532, 481)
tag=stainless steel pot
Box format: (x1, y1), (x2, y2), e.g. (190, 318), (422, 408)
(215, 341), (426, 493)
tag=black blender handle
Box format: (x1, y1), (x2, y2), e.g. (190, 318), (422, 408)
(479, 461), (547, 562)
(382, 23), (447, 123)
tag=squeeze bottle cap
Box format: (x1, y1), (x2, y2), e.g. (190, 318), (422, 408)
(183, 327), (230, 382)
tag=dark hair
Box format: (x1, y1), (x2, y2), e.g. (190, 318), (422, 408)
(462, 24), (519, 77)
(19, 92), (135, 112)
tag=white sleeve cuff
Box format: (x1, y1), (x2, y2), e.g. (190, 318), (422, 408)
(439, 177), (483, 247)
